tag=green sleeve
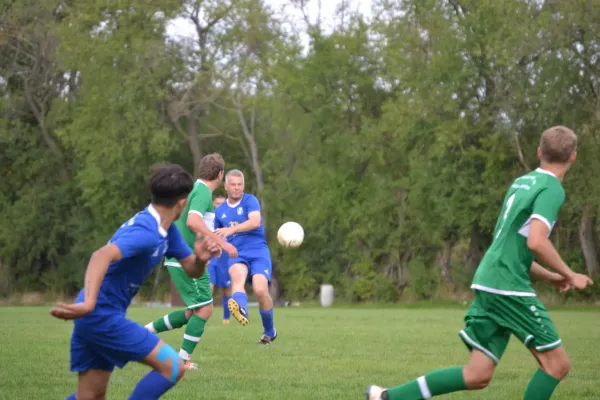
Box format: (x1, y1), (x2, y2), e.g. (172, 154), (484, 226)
(531, 184), (565, 230)
(187, 190), (212, 217)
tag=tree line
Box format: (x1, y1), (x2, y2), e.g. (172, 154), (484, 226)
(1, 0), (599, 302)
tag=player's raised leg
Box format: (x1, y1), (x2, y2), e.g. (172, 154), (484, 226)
(252, 272), (276, 344)
(128, 339), (186, 399)
(367, 349), (495, 400)
(228, 262), (250, 325)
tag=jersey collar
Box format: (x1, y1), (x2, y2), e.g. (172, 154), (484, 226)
(196, 179), (208, 187)
(535, 167), (557, 178)
(148, 204), (168, 237)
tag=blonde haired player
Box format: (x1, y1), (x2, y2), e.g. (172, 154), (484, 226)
(367, 126), (593, 400)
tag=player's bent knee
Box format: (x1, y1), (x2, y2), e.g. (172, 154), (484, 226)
(539, 349), (571, 380)
(156, 344), (185, 383)
(463, 366), (493, 390)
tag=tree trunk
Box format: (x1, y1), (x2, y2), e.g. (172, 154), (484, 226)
(579, 211), (600, 276)
(439, 234), (457, 288)
(187, 114), (202, 175)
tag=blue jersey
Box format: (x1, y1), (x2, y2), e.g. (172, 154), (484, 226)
(75, 205), (192, 315)
(214, 193), (266, 249)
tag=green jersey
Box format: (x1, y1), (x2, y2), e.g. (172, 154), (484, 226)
(175, 180), (215, 249)
(471, 168), (565, 296)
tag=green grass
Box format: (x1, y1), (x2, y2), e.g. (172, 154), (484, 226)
(1, 306), (599, 399)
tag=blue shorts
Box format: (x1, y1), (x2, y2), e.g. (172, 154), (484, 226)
(228, 245), (272, 283)
(70, 313), (159, 372)
(208, 254), (231, 288)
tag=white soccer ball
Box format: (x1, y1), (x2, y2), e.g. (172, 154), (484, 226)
(277, 221), (304, 248)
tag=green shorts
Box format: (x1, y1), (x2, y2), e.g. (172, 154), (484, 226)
(165, 257), (213, 310)
(459, 290), (562, 365)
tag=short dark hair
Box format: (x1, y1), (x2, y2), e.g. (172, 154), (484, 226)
(198, 153), (225, 181)
(150, 164), (194, 206)
(213, 193), (226, 200)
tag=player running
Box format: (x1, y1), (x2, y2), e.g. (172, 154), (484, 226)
(214, 169), (277, 344)
(50, 164), (221, 400)
(145, 154), (237, 370)
(208, 193), (233, 324)
(366, 126), (594, 400)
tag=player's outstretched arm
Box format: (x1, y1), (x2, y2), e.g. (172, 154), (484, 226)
(528, 219), (593, 290)
(187, 213), (238, 258)
(50, 244), (122, 320)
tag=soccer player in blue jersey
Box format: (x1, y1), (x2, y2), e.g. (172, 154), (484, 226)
(214, 169), (277, 344)
(49, 164), (222, 400)
(208, 193), (233, 324)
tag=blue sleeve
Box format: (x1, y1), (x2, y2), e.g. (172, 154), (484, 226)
(112, 226), (159, 259)
(246, 195), (261, 214)
(166, 225), (193, 259)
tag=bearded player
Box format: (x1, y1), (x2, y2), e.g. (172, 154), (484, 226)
(145, 154), (238, 370)
(366, 126), (594, 400)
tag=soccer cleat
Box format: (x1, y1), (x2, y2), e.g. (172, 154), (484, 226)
(222, 319), (230, 325)
(228, 298), (249, 326)
(366, 385), (388, 400)
(183, 360), (199, 370)
(257, 329), (277, 345)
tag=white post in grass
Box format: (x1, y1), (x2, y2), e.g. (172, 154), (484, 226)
(320, 284), (334, 307)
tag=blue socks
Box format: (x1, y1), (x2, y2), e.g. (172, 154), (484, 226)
(65, 394), (76, 400)
(232, 292), (248, 313)
(260, 308), (275, 337)
(223, 295), (232, 320)
(128, 370), (175, 399)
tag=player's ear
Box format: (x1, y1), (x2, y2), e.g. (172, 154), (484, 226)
(537, 146), (543, 161)
(569, 150), (577, 163)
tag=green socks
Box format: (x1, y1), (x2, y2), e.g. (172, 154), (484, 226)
(179, 315), (207, 360)
(386, 367), (467, 400)
(148, 310), (188, 333)
(523, 369), (560, 400)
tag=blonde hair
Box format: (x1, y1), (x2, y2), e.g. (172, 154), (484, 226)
(225, 169), (245, 184)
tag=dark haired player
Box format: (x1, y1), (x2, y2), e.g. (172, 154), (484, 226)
(50, 164), (221, 400)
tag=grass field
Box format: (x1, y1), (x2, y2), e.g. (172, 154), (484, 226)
(1, 305), (599, 399)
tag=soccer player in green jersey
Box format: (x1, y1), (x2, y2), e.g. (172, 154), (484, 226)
(366, 126), (594, 400)
(145, 153), (238, 370)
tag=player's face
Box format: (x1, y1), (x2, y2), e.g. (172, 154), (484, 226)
(213, 197), (225, 208)
(225, 176), (244, 201)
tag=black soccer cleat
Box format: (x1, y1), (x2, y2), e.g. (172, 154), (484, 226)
(257, 329), (278, 345)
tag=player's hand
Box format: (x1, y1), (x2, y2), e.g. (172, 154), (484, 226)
(222, 242), (238, 258)
(215, 227), (234, 239)
(550, 279), (572, 294)
(49, 302), (94, 320)
(568, 273), (594, 291)
(194, 237), (221, 262)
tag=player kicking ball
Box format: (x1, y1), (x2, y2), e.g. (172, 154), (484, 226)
(145, 154), (238, 370)
(50, 164), (222, 400)
(208, 193), (234, 324)
(214, 169), (277, 344)
(366, 126), (594, 400)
